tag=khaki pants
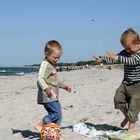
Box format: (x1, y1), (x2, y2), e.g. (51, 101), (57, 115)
(114, 81), (140, 123)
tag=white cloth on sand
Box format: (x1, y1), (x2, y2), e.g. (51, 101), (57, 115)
(73, 123), (126, 138)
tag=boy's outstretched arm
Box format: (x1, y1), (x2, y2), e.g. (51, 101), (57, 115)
(107, 50), (140, 66)
(93, 54), (117, 64)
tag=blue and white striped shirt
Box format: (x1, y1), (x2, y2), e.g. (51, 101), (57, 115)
(100, 49), (140, 84)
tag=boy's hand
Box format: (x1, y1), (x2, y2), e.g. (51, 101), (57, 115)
(65, 86), (72, 93)
(44, 88), (52, 97)
(93, 55), (103, 63)
(106, 51), (117, 61)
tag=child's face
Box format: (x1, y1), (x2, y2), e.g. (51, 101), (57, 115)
(47, 49), (62, 64)
(124, 43), (139, 53)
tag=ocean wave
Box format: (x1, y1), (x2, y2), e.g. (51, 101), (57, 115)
(0, 67), (39, 76)
(16, 72), (25, 75)
(0, 70), (6, 72)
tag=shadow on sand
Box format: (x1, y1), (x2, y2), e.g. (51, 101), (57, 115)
(85, 122), (123, 131)
(11, 129), (40, 140)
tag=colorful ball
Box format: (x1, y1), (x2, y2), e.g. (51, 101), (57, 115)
(41, 123), (62, 140)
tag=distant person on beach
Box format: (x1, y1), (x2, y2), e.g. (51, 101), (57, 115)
(35, 40), (71, 132)
(94, 28), (140, 134)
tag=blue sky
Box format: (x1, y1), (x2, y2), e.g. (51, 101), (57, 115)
(0, 0), (140, 66)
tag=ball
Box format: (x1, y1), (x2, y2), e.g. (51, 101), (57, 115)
(41, 123), (62, 140)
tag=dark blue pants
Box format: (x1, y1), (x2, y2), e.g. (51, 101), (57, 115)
(43, 101), (62, 126)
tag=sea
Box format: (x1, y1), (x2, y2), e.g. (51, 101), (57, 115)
(0, 67), (39, 76)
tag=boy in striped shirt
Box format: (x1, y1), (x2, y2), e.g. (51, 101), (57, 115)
(94, 28), (140, 133)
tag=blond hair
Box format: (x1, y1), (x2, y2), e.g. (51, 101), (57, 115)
(44, 40), (62, 58)
(120, 28), (140, 48)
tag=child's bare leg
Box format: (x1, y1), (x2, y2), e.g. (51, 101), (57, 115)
(35, 120), (43, 132)
(120, 107), (128, 128)
(127, 122), (140, 139)
(128, 122), (135, 133)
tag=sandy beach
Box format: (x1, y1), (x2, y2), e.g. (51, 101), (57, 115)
(0, 67), (140, 140)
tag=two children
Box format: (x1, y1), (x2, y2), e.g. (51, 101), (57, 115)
(94, 28), (140, 133)
(36, 28), (140, 135)
(35, 40), (71, 132)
